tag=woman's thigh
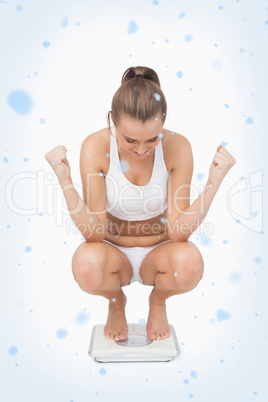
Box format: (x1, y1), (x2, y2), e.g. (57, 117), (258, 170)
(140, 240), (203, 286)
(72, 240), (134, 287)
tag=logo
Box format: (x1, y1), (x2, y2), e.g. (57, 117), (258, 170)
(227, 170), (263, 233)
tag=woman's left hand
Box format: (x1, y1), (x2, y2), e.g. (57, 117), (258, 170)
(208, 145), (236, 187)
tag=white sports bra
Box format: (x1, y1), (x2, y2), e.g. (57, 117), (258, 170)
(105, 125), (170, 221)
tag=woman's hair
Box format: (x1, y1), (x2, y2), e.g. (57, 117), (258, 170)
(107, 66), (167, 134)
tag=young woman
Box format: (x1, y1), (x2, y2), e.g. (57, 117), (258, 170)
(44, 66), (236, 342)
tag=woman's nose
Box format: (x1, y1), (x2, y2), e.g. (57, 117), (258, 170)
(134, 147), (148, 154)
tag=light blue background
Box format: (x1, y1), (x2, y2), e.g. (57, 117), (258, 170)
(1, 0), (267, 401)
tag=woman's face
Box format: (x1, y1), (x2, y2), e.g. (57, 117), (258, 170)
(112, 113), (163, 159)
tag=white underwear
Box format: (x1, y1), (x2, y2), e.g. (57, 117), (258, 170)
(102, 239), (170, 284)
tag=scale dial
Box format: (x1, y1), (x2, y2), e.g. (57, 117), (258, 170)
(115, 334), (153, 347)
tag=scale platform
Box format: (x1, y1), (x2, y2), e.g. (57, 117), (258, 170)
(89, 323), (180, 363)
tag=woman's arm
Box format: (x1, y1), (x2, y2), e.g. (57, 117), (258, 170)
(44, 145), (106, 242)
(59, 177), (105, 242)
(167, 142), (236, 243)
(168, 178), (220, 242)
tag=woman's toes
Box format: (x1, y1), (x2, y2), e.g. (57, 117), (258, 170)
(115, 332), (123, 341)
(118, 333), (127, 340)
(147, 331), (157, 340)
(113, 331), (122, 341)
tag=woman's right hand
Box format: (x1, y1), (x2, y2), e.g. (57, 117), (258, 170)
(208, 144), (236, 188)
(44, 145), (71, 182)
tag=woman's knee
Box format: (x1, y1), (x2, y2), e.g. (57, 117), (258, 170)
(170, 243), (204, 290)
(71, 242), (107, 290)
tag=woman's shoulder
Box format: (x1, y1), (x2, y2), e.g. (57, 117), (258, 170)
(162, 128), (192, 171)
(162, 128), (191, 148)
(80, 127), (110, 172)
(81, 127), (110, 149)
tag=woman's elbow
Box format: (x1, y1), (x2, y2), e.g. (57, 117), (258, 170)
(168, 231), (191, 243)
(84, 233), (105, 243)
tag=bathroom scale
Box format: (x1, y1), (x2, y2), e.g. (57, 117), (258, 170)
(88, 323), (180, 363)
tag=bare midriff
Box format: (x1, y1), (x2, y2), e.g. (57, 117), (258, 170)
(103, 209), (171, 247)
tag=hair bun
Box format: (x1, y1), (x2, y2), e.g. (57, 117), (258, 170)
(121, 66), (161, 87)
(108, 65), (167, 128)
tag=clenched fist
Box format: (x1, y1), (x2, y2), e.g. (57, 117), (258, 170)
(208, 145), (236, 187)
(44, 145), (71, 182)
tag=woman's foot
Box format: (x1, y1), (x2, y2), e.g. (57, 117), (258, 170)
(104, 292), (128, 341)
(146, 288), (171, 340)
